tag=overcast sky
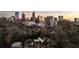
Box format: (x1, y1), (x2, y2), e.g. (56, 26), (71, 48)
(0, 11), (79, 21)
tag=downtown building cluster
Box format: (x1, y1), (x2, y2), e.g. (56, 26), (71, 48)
(0, 11), (79, 48)
(7, 11), (79, 32)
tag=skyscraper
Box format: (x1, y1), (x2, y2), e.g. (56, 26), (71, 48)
(22, 13), (25, 21)
(45, 16), (54, 27)
(74, 18), (79, 22)
(15, 12), (19, 20)
(54, 17), (57, 21)
(45, 16), (54, 32)
(31, 11), (37, 22)
(32, 11), (35, 17)
(74, 17), (79, 25)
(54, 17), (57, 26)
(37, 15), (44, 22)
(58, 16), (63, 20)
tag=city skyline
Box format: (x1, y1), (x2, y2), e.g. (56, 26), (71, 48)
(0, 11), (79, 21)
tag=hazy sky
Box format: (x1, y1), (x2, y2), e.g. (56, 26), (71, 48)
(0, 11), (79, 21)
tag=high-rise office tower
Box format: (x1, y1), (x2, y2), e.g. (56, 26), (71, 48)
(58, 16), (63, 20)
(22, 13), (25, 21)
(37, 15), (44, 22)
(32, 11), (35, 17)
(54, 17), (57, 26)
(74, 17), (79, 25)
(45, 16), (54, 32)
(45, 16), (54, 27)
(15, 11), (19, 20)
(31, 11), (37, 22)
